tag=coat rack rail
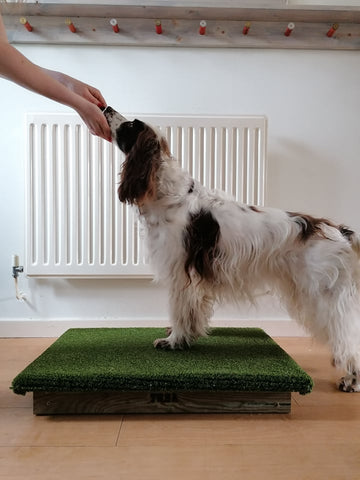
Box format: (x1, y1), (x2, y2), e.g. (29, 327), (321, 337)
(3, 15), (360, 50)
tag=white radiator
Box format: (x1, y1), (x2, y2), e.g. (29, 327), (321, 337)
(25, 113), (267, 277)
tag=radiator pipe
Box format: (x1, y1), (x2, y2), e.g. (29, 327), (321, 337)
(12, 255), (26, 301)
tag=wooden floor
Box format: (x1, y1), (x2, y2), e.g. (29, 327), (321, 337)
(1, 337), (359, 480)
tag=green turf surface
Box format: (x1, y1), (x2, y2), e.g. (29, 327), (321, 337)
(12, 328), (313, 396)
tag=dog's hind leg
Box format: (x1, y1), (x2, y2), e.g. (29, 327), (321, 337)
(154, 280), (214, 350)
(328, 301), (360, 392)
(309, 292), (360, 393)
(285, 257), (360, 392)
(333, 303), (360, 392)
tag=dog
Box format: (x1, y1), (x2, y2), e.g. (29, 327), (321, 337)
(103, 106), (360, 392)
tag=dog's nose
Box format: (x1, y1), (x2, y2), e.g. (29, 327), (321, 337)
(102, 106), (114, 115)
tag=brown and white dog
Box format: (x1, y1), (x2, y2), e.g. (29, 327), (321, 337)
(104, 106), (360, 392)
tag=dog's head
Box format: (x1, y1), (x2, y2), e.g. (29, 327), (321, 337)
(102, 106), (127, 131)
(103, 106), (170, 205)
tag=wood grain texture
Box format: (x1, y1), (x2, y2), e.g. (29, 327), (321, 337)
(2, 10), (360, 50)
(33, 390), (291, 415)
(2, 337), (360, 479)
(1, 3), (360, 23)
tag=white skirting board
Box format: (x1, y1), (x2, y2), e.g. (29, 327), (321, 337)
(0, 319), (308, 338)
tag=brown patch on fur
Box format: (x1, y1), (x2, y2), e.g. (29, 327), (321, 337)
(118, 126), (161, 205)
(183, 209), (220, 283)
(287, 211), (336, 242)
(160, 136), (171, 157)
(249, 205), (262, 213)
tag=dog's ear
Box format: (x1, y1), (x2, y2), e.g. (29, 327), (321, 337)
(160, 136), (171, 157)
(118, 126), (161, 205)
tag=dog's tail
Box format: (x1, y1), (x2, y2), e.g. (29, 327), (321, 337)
(340, 226), (360, 258)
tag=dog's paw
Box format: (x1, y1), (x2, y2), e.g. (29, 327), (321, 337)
(338, 374), (360, 392)
(153, 336), (188, 350)
(153, 337), (174, 350)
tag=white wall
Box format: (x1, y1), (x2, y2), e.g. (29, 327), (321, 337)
(1, 44), (360, 336)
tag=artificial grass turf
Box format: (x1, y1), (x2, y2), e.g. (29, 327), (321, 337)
(11, 327), (313, 396)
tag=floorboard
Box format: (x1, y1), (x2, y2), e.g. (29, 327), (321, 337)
(1, 336), (359, 479)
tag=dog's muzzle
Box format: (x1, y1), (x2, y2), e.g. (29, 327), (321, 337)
(102, 106), (127, 126)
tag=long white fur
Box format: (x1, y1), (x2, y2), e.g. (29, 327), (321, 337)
(105, 109), (360, 392)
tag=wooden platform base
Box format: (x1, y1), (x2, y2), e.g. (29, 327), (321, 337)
(33, 390), (291, 415)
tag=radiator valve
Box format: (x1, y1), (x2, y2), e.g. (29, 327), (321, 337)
(12, 254), (23, 278)
(12, 254), (26, 301)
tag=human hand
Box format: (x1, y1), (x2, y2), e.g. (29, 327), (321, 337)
(75, 98), (112, 141)
(61, 74), (107, 109)
(47, 71), (111, 141)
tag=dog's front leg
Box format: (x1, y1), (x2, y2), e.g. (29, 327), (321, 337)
(338, 370), (360, 392)
(154, 281), (213, 350)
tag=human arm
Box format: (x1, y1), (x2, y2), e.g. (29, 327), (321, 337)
(0, 14), (111, 140)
